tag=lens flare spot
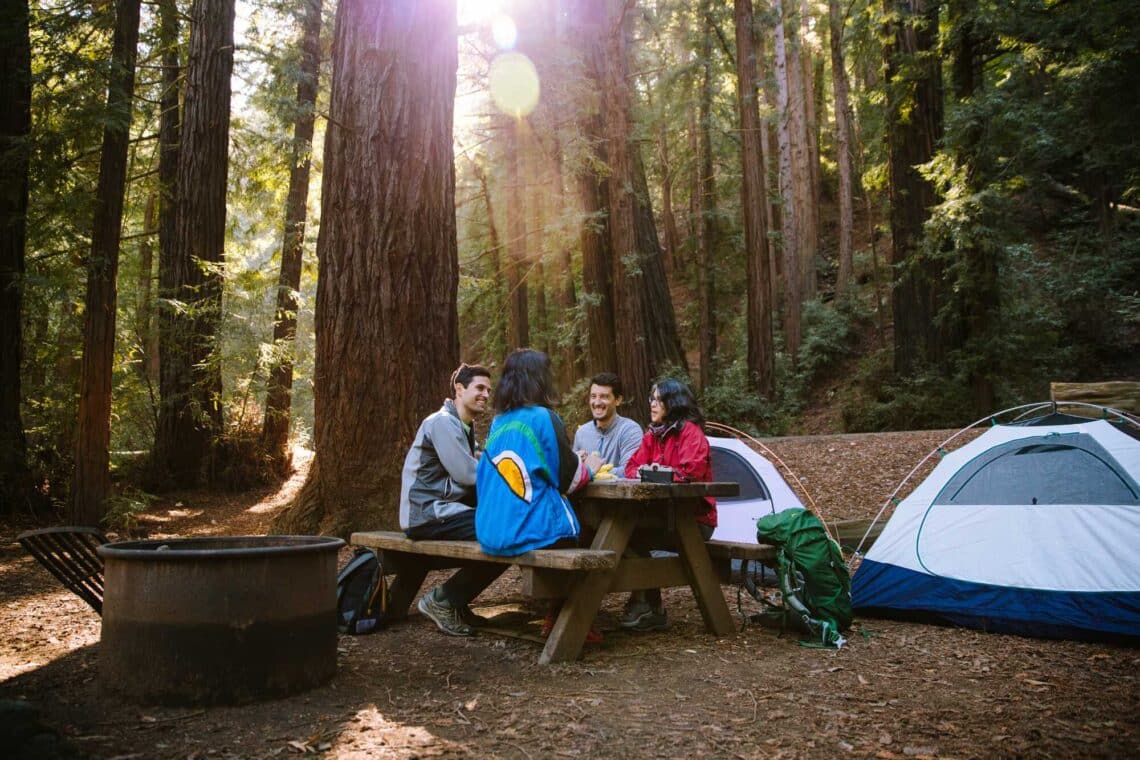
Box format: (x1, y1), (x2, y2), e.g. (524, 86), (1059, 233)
(491, 14), (518, 49)
(488, 52), (540, 118)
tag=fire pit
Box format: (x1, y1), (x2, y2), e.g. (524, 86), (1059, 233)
(98, 535), (344, 706)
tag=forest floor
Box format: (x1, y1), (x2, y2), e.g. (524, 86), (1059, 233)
(2, 431), (1138, 759)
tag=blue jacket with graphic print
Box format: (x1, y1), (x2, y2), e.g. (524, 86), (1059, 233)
(475, 405), (591, 556)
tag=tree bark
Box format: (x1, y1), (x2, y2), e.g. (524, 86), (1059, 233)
(949, 0), (996, 414)
(696, 0), (717, 390)
(631, 145), (687, 378)
(274, 0), (460, 536)
(472, 160), (509, 364)
(73, 0), (143, 525)
(153, 0), (235, 488)
(884, 0), (947, 375)
(773, 0), (802, 360)
(657, 120), (680, 277)
(505, 118), (529, 349)
(829, 0), (855, 294)
(801, 0), (822, 296)
(261, 0), (322, 475)
(575, 3), (617, 378)
(0, 0), (33, 512)
(600, 0), (684, 424)
(735, 0), (775, 398)
(152, 0), (180, 430)
(785, 0), (814, 299)
(551, 149), (580, 391)
(136, 194), (160, 385)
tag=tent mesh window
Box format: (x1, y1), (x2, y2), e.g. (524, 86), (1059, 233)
(934, 433), (1140, 506)
(710, 447), (770, 502)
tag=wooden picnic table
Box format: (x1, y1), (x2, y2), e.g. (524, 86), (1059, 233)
(351, 479), (740, 665)
(536, 479), (740, 664)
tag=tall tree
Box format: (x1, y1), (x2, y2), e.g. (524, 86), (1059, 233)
(772, 0), (802, 359)
(505, 118), (529, 349)
(695, 0), (718, 389)
(274, 0), (460, 535)
(153, 0), (180, 432)
(574, 2), (617, 377)
(735, 0), (775, 397)
(828, 0), (855, 293)
(883, 0), (951, 375)
(72, 0), (143, 524)
(153, 0), (236, 487)
(0, 0), (33, 511)
(598, 0), (685, 424)
(261, 0), (323, 475)
(947, 0), (996, 413)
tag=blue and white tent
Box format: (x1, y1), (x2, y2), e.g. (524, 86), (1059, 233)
(852, 406), (1140, 642)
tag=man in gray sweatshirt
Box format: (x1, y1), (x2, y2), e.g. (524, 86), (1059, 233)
(400, 363), (502, 637)
(573, 372), (643, 472)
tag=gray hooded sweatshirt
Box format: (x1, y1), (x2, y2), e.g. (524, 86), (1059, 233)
(399, 399), (477, 532)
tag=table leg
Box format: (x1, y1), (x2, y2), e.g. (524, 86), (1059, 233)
(540, 511), (636, 664)
(674, 514), (735, 636)
(381, 555), (429, 620)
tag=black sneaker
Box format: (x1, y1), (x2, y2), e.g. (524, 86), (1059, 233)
(417, 589), (474, 637)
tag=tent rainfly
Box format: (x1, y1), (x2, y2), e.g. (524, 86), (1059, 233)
(852, 408), (1140, 643)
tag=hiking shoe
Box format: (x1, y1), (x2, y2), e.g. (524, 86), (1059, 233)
(458, 604), (489, 627)
(417, 589), (474, 637)
(619, 599), (668, 631)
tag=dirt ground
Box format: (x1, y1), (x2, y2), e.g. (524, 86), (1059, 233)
(2, 432), (1138, 759)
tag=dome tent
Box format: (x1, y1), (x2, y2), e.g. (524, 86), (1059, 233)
(851, 403), (1140, 643)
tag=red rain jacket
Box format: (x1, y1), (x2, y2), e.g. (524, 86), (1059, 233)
(624, 420), (717, 527)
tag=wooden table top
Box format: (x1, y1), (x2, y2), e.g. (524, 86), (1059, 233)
(578, 480), (740, 500)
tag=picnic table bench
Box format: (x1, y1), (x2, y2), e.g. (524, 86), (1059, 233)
(351, 479), (741, 664)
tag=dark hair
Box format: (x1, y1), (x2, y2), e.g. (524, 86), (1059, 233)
(495, 349), (556, 412)
(451, 362), (491, 395)
(589, 372), (624, 399)
(653, 378), (705, 428)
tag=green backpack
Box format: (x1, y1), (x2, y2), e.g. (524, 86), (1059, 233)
(755, 508), (852, 648)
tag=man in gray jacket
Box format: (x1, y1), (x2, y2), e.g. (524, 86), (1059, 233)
(400, 363), (503, 637)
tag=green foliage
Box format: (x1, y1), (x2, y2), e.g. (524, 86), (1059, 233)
(102, 486), (156, 534)
(700, 358), (784, 437)
(840, 351), (976, 433)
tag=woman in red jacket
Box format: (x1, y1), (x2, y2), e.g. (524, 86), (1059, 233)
(621, 378), (716, 630)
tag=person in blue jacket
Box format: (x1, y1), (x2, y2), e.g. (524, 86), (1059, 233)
(476, 349), (603, 556)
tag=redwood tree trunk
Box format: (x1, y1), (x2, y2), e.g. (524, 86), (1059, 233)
(599, 0), (685, 424)
(949, 0), (996, 414)
(261, 0), (322, 475)
(73, 0), (143, 524)
(773, 0), (802, 360)
(473, 160), (508, 363)
(735, 0), (775, 398)
(0, 0), (33, 512)
(575, 4), (617, 377)
(505, 119), (529, 349)
(136, 194), (159, 385)
(153, 0), (235, 488)
(551, 149), (580, 391)
(696, 0), (717, 390)
(153, 0), (180, 420)
(884, 0), (947, 375)
(829, 0), (855, 294)
(274, 0), (460, 536)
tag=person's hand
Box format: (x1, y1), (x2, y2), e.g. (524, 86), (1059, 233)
(583, 451), (605, 475)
